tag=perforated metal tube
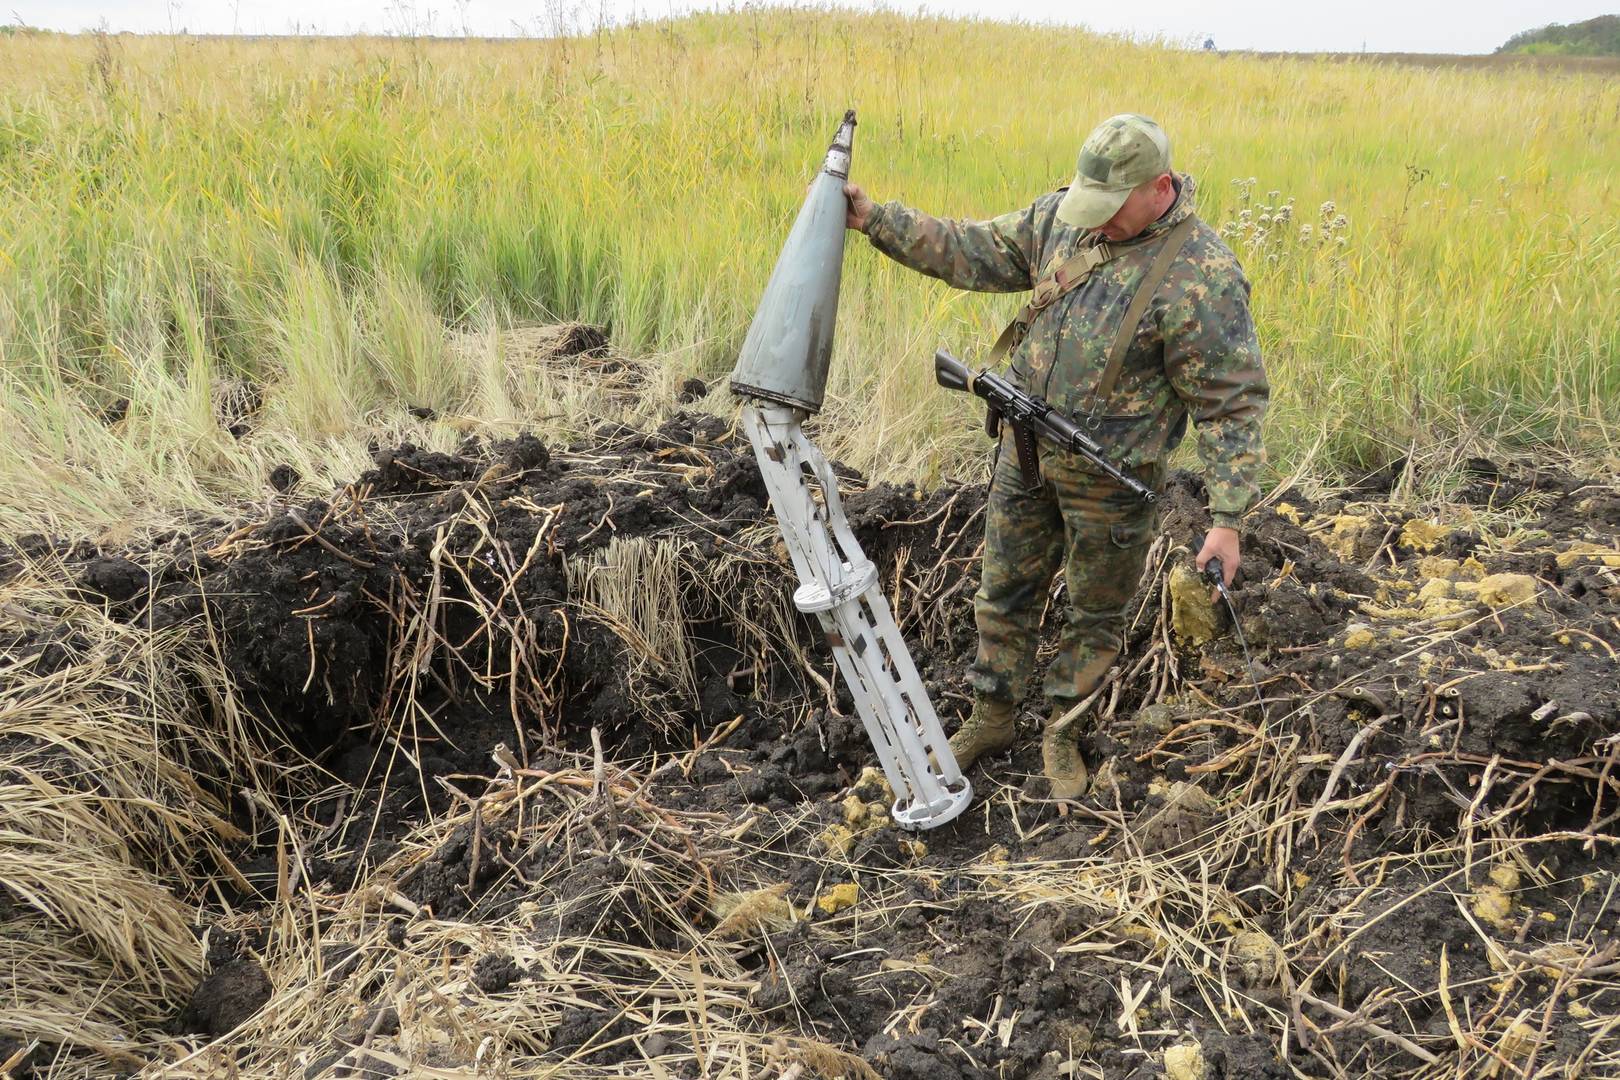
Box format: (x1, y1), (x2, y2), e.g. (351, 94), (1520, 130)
(740, 405), (972, 830)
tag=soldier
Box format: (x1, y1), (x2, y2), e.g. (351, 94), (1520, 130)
(843, 114), (1268, 801)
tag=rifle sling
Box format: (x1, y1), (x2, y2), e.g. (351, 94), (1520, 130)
(988, 214), (1198, 392)
(987, 239), (1114, 361)
(986, 214), (1199, 492)
(1093, 215), (1198, 411)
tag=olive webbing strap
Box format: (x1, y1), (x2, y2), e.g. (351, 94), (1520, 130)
(1092, 215), (1199, 410)
(987, 239), (1115, 362)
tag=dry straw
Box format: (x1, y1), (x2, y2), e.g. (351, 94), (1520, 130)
(0, 554), (291, 1069)
(5, 451), (1617, 1077)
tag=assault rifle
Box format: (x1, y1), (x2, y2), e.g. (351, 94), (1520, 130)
(934, 349), (1157, 503)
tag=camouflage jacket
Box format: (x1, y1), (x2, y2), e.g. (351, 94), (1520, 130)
(865, 175), (1268, 529)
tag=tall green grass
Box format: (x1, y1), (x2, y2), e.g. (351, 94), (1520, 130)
(1, 13), (1617, 534)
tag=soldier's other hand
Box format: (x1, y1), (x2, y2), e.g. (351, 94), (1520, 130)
(844, 183), (876, 233)
(1196, 527), (1240, 601)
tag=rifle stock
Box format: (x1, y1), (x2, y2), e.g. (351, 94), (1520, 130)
(933, 350), (973, 393)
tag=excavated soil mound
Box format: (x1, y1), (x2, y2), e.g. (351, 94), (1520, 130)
(4, 414), (1618, 1078)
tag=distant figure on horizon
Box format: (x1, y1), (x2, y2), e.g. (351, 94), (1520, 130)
(1203, 36), (1216, 51)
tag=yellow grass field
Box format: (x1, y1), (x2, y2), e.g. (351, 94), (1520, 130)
(1, 12), (1617, 537)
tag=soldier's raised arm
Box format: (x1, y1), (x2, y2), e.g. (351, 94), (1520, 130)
(844, 182), (1038, 294)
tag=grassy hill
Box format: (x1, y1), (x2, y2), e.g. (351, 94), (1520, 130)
(1500, 14), (1620, 55)
(1, 12), (1618, 538)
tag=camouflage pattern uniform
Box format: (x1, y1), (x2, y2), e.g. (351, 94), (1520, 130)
(864, 174), (1268, 713)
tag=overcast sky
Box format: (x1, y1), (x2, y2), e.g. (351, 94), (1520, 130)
(14, 0), (1614, 53)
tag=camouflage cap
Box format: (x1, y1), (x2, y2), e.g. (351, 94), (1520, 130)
(1055, 114), (1172, 229)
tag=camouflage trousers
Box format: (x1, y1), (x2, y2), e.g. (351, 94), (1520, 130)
(967, 434), (1159, 708)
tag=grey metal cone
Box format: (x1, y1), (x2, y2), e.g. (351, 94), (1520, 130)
(728, 110), (855, 414)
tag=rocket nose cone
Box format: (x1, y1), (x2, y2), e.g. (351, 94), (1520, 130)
(730, 110), (857, 414)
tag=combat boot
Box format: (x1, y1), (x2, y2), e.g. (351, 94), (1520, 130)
(946, 697), (1016, 771)
(1042, 700), (1090, 800)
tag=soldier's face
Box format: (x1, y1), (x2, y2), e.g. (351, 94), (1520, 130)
(1098, 174), (1176, 242)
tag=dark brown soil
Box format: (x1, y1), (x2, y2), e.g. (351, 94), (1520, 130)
(13, 415), (1620, 1078)
(176, 958), (273, 1037)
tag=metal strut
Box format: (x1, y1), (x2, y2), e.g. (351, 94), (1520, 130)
(741, 404), (972, 830)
